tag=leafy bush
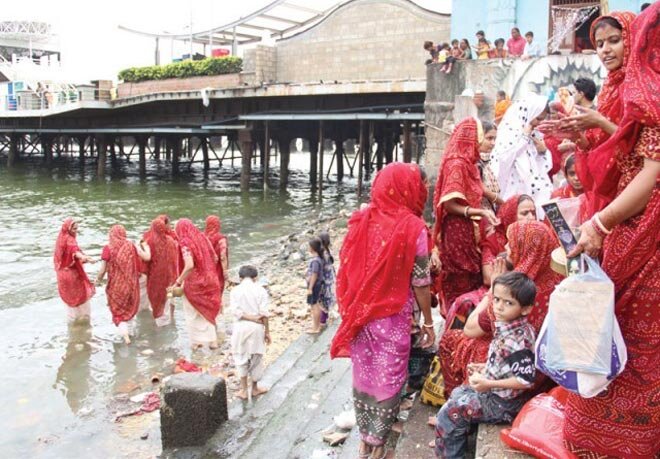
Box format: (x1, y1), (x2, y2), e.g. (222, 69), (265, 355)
(118, 57), (243, 82)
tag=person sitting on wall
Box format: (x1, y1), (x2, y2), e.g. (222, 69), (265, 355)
(494, 90), (512, 125)
(451, 39), (464, 60)
(522, 31), (544, 59)
(424, 41), (440, 65)
(507, 27), (526, 57)
(490, 38), (508, 58)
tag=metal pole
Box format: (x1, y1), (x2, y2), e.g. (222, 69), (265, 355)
(189, 2), (194, 60)
(155, 37), (160, 65)
(232, 27), (238, 56)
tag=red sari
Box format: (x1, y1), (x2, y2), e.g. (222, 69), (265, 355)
(565, 6), (660, 457)
(103, 225), (140, 325)
(53, 218), (95, 307)
(432, 118), (483, 313)
(204, 215), (228, 300)
(175, 219), (221, 324)
(439, 221), (562, 396)
(331, 162), (428, 358)
(144, 218), (178, 319)
(576, 12), (635, 217)
(480, 194), (523, 265)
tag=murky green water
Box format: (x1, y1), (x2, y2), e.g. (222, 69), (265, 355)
(0, 152), (359, 458)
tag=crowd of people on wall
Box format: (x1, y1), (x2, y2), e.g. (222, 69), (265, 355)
(342, 5), (659, 458)
(424, 26), (546, 68)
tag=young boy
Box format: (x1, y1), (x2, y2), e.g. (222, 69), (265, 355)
(434, 271), (537, 458)
(230, 265), (271, 400)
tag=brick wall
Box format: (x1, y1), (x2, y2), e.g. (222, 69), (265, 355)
(117, 74), (242, 99)
(275, 0), (450, 83)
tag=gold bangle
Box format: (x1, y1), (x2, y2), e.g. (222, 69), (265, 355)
(464, 206), (470, 218)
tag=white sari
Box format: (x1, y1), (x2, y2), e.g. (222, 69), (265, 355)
(490, 94), (553, 216)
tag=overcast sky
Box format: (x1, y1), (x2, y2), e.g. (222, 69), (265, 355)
(3, 0), (451, 81)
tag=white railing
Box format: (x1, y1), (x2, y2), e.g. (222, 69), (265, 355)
(0, 88), (112, 112)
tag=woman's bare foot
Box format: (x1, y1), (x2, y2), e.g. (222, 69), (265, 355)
(358, 440), (372, 458)
(306, 328), (321, 334)
(236, 389), (248, 400)
(209, 341), (219, 350)
(122, 335), (131, 345)
(427, 416), (437, 427)
(391, 421), (403, 433)
(252, 385), (269, 397)
(400, 398), (414, 411)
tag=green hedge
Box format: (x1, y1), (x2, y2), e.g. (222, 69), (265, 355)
(118, 56), (243, 83)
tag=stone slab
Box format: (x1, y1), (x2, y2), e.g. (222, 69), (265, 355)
(160, 373), (228, 449)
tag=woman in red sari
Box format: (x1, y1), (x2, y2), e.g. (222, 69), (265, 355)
(331, 162), (435, 459)
(542, 12), (635, 217)
(564, 5), (660, 457)
(439, 221), (561, 397)
(144, 217), (178, 327)
(96, 225), (142, 344)
(173, 219), (221, 350)
(432, 118), (499, 314)
(204, 215), (229, 302)
(54, 218), (96, 322)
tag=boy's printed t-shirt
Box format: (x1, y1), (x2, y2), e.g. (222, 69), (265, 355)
(484, 317), (536, 399)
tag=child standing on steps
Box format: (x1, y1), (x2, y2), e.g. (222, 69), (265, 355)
(319, 231), (336, 328)
(434, 272), (537, 458)
(306, 237), (325, 334)
(230, 265), (271, 400)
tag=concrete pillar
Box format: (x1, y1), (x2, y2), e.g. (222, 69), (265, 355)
(201, 137), (210, 171)
(8, 135), (18, 168)
(43, 136), (53, 166)
(278, 137), (291, 190)
(365, 122), (374, 180)
(334, 136), (344, 182)
(385, 132), (394, 165)
(154, 137), (161, 160)
(376, 134), (385, 171)
(97, 136), (107, 177)
(357, 120), (365, 200)
(309, 135), (318, 188)
(403, 121), (412, 163)
(77, 136), (86, 164)
(109, 137), (117, 163)
(172, 137), (180, 174)
(239, 129), (252, 192)
(318, 121), (324, 194)
(138, 136), (147, 178)
(263, 122), (270, 192)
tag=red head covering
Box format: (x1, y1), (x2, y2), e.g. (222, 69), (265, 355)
(432, 118), (482, 246)
(204, 215), (228, 293)
(53, 218), (95, 307)
(480, 194), (532, 263)
(331, 162), (428, 358)
(577, 11), (636, 215)
(507, 221), (563, 331)
(145, 217), (178, 319)
(105, 225), (140, 325)
(175, 218), (221, 323)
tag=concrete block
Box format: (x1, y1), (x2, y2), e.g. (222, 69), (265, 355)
(160, 373), (228, 448)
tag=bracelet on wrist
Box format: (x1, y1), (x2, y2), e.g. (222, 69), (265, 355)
(422, 322), (434, 329)
(463, 206), (470, 218)
(594, 212), (612, 235)
(590, 217), (607, 238)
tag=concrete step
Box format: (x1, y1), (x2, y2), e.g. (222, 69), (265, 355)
(394, 398), (438, 459)
(200, 323), (340, 458)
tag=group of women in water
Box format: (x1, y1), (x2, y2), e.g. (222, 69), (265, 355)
(54, 214), (228, 348)
(333, 6), (659, 459)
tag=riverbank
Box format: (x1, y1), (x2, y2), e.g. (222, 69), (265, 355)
(107, 211), (351, 457)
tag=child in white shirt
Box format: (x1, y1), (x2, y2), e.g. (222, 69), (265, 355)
(230, 265), (271, 399)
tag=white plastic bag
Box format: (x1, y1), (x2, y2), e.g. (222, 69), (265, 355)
(535, 256), (627, 398)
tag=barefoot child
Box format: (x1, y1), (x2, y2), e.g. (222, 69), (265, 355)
(229, 265), (271, 400)
(434, 272), (537, 458)
(306, 237), (325, 334)
(319, 231), (336, 327)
